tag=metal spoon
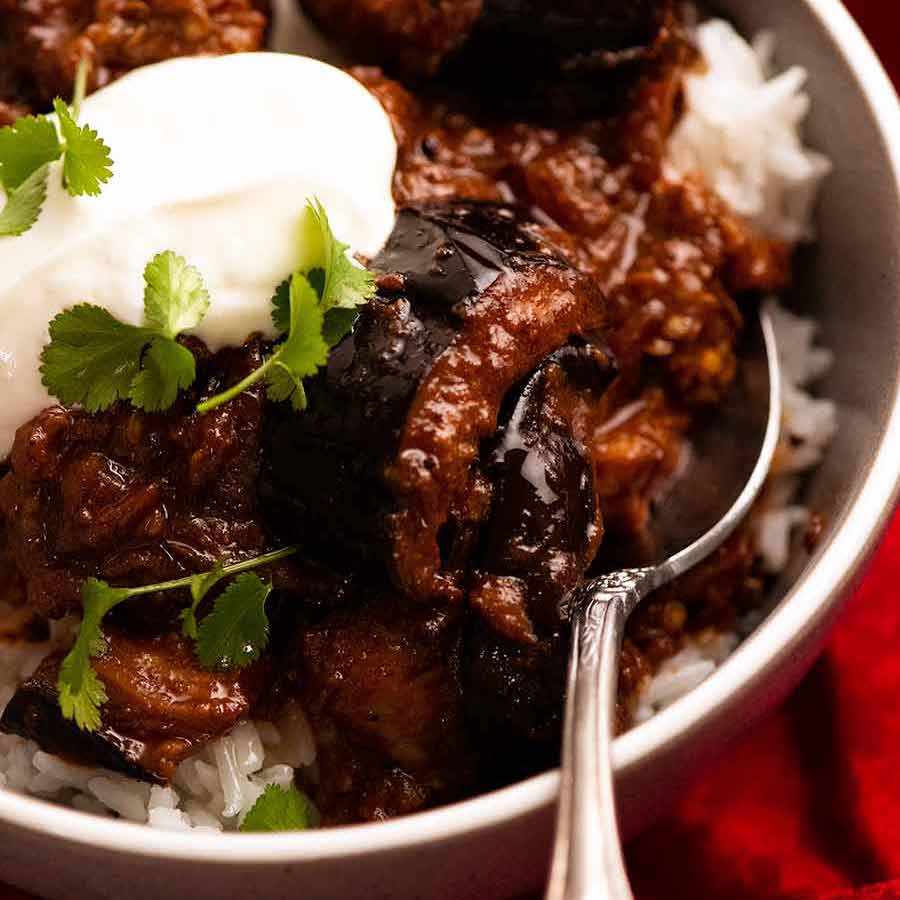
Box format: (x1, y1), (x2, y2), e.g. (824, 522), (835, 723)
(545, 307), (782, 900)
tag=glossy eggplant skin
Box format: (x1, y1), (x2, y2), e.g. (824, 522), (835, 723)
(1, 658), (166, 784)
(259, 294), (457, 565)
(474, 343), (616, 634)
(259, 201), (600, 580)
(374, 202), (557, 308)
(258, 201), (537, 565)
(475, 0), (669, 60)
(459, 343), (615, 766)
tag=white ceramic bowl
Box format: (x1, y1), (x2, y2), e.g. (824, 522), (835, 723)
(2, 2), (900, 898)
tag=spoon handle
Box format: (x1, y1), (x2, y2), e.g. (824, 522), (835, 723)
(546, 569), (658, 900)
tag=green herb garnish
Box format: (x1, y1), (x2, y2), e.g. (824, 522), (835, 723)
(197, 199), (375, 413)
(52, 97), (113, 198)
(0, 60), (112, 236)
(0, 164), (51, 237)
(298, 198), (377, 315)
(40, 251), (210, 412)
(57, 547), (297, 732)
(39, 199), (374, 416)
(195, 572), (272, 670)
(179, 559), (227, 640)
(197, 272), (328, 413)
(240, 784), (314, 832)
(57, 578), (129, 733)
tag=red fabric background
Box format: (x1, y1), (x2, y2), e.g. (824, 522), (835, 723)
(1, 3), (899, 899)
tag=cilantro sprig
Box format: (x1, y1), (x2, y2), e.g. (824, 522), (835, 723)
(195, 272), (328, 413)
(196, 200), (376, 414)
(57, 546), (298, 732)
(39, 199), (374, 417)
(0, 60), (113, 236)
(40, 250), (210, 412)
(240, 784), (315, 832)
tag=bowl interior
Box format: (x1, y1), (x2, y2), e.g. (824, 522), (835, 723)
(0, 0), (899, 879)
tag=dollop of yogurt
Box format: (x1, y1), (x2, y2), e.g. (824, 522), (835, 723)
(0, 52), (397, 457)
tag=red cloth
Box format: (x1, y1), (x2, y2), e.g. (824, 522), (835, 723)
(627, 513), (900, 899)
(626, 13), (900, 900)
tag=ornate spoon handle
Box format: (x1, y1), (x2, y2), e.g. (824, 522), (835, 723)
(546, 568), (660, 900)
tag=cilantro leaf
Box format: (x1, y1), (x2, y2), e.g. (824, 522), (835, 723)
(307, 267), (326, 301)
(240, 785), (313, 832)
(201, 198), (374, 415)
(40, 304), (152, 411)
(272, 270), (353, 346)
(298, 199), (376, 312)
(53, 98), (113, 198)
(180, 559), (228, 640)
(329, 253), (376, 311)
(57, 548), (297, 731)
(143, 251), (211, 338)
(0, 117), (62, 192)
(200, 272), (329, 414)
(1, 63), (112, 237)
(195, 572), (272, 670)
(190, 560), (229, 605)
(271, 266), (330, 336)
(0, 164), (50, 237)
(296, 201), (328, 281)
(270, 278), (291, 335)
(266, 362), (308, 411)
(42, 252), (212, 412)
(322, 308), (360, 348)
(57, 578), (130, 732)
(264, 275), (328, 409)
(128, 337), (196, 412)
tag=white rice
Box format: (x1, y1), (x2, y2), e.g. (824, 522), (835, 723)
(0, 689), (316, 831)
(634, 631), (739, 723)
(669, 19), (832, 242)
(0, 18), (836, 827)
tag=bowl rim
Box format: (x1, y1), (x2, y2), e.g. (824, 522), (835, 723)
(1, 0), (899, 867)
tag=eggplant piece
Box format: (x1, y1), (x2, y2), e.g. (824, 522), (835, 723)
(300, 0), (673, 118)
(298, 0), (483, 78)
(471, 343), (617, 639)
(374, 202), (559, 307)
(460, 343), (616, 771)
(260, 294), (457, 565)
(445, 0), (675, 118)
(1, 630), (267, 783)
(259, 202), (540, 564)
(476, 0), (670, 59)
(260, 202), (606, 600)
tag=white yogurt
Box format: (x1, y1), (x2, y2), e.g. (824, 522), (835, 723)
(0, 52), (397, 456)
